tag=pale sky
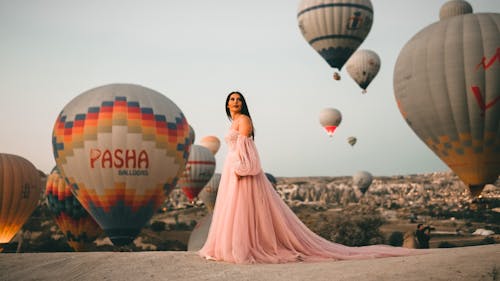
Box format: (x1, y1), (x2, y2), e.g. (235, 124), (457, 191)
(0, 0), (499, 177)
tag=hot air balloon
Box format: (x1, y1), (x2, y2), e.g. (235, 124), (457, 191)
(177, 145), (216, 202)
(439, 0), (473, 20)
(52, 84), (191, 246)
(297, 0), (374, 79)
(352, 170), (373, 195)
(319, 108), (342, 137)
(347, 136), (357, 146)
(346, 49), (381, 93)
(265, 172), (277, 187)
(0, 154), (41, 247)
(187, 213), (212, 251)
(198, 173), (221, 213)
(393, 4), (500, 198)
(45, 168), (102, 251)
(200, 135), (221, 155)
(188, 125), (195, 145)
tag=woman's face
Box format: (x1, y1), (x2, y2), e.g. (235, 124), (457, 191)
(227, 93), (243, 114)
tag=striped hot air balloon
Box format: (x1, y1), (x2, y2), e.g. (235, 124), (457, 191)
(393, 3), (500, 197)
(297, 0), (374, 79)
(45, 168), (102, 251)
(177, 145), (216, 202)
(0, 154), (41, 247)
(52, 84), (191, 246)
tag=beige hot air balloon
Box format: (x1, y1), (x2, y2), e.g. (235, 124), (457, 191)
(0, 154), (41, 247)
(439, 0), (473, 20)
(346, 49), (381, 93)
(352, 170), (373, 195)
(200, 135), (221, 155)
(297, 0), (374, 80)
(319, 108), (342, 137)
(393, 2), (499, 198)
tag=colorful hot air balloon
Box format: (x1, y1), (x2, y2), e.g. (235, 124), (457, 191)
(297, 0), (374, 79)
(346, 49), (381, 93)
(347, 136), (357, 146)
(0, 154), (41, 246)
(177, 145), (216, 202)
(52, 84), (191, 246)
(200, 135), (221, 155)
(319, 108), (342, 137)
(198, 173), (221, 213)
(45, 168), (102, 251)
(393, 6), (500, 198)
(352, 170), (373, 195)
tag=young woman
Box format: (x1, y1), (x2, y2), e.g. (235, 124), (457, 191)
(198, 91), (426, 264)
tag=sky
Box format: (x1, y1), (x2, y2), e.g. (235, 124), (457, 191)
(0, 0), (499, 177)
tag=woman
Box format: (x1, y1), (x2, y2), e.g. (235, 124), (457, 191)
(198, 91), (426, 264)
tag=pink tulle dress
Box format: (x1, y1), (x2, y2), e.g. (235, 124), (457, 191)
(198, 125), (425, 264)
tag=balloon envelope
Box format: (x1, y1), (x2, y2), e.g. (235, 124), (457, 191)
(177, 145), (216, 202)
(52, 84), (191, 246)
(45, 169), (102, 251)
(346, 49), (381, 91)
(319, 108), (342, 137)
(200, 135), (221, 155)
(0, 154), (41, 244)
(394, 13), (500, 197)
(297, 0), (373, 71)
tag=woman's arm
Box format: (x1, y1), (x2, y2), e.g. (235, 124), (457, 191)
(238, 115), (253, 137)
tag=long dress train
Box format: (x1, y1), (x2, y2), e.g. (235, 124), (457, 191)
(198, 127), (427, 264)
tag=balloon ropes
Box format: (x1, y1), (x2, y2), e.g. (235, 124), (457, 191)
(393, 1), (500, 198)
(52, 84), (191, 246)
(297, 0), (373, 80)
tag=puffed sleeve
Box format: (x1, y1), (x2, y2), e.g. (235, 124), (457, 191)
(233, 134), (263, 176)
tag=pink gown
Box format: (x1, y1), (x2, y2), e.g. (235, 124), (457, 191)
(198, 126), (426, 264)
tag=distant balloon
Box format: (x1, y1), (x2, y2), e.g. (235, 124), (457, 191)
(319, 108), (342, 137)
(52, 84), (191, 246)
(297, 0), (374, 79)
(346, 49), (381, 93)
(0, 154), (41, 244)
(352, 171), (373, 194)
(200, 135), (221, 155)
(347, 136), (357, 146)
(198, 173), (221, 213)
(394, 12), (500, 197)
(45, 168), (102, 251)
(177, 145), (216, 202)
(439, 0), (473, 20)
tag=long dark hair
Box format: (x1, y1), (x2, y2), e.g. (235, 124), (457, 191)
(225, 91), (255, 139)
